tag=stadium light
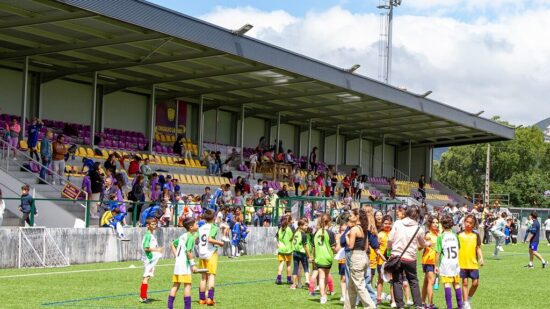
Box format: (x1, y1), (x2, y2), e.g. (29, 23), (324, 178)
(345, 64), (361, 73)
(474, 111), (484, 116)
(419, 90), (432, 98)
(232, 24), (253, 36)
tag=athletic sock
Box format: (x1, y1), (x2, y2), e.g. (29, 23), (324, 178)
(199, 291), (206, 301)
(140, 283), (148, 299)
(286, 276), (292, 283)
(529, 262), (533, 266)
(444, 287), (452, 309)
(184, 296), (192, 309)
(327, 275), (334, 293)
(167, 295), (175, 309)
(455, 288), (463, 308)
(309, 277), (315, 294)
(208, 288), (215, 300)
(276, 275), (282, 282)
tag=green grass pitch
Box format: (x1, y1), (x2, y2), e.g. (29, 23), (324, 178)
(1, 244), (549, 308)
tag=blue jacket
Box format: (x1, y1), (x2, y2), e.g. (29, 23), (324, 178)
(40, 138), (51, 159)
(20, 194), (35, 214)
(28, 124), (42, 147)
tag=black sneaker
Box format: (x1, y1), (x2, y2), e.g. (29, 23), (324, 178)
(524, 264), (534, 269)
(543, 261), (548, 269)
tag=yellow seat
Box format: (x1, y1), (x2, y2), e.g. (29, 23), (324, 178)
(77, 147), (87, 157)
(194, 159), (204, 168)
(160, 156), (169, 165)
(190, 175), (200, 185)
(19, 140), (29, 151)
(86, 148), (97, 158)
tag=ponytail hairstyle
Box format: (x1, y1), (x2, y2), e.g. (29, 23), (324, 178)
(319, 213), (331, 242)
(293, 219), (307, 239)
(278, 215), (289, 238)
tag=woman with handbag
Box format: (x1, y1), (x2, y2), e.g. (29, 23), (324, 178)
(386, 205), (430, 309)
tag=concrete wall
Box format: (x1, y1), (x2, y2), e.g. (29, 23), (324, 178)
(0, 227), (278, 268)
(324, 134), (345, 165)
(203, 109), (233, 145)
(103, 91), (148, 134)
(0, 68), (23, 116)
(373, 144), (395, 176)
(41, 79), (92, 125)
(237, 117), (266, 148)
(269, 124), (296, 152)
(299, 129), (321, 159)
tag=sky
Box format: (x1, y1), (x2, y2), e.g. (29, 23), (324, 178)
(149, 0), (550, 126)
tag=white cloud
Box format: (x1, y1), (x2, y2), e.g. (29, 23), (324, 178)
(200, 6), (550, 125)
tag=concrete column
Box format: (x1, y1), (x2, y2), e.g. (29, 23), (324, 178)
(276, 112), (281, 153)
(381, 135), (386, 177)
(198, 95), (204, 156)
(174, 100), (179, 140)
(335, 125), (340, 172)
(214, 107), (219, 152)
(90, 71), (97, 146)
(240, 104), (245, 163)
(408, 139), (412, 181)
(148, 85), (155, 154)
(20, 56), (29, 139)
(359, 130), (363, 174)
(307, 119), (312, 170)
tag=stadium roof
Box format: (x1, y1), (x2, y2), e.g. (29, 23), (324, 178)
(0, 0), (515, 147)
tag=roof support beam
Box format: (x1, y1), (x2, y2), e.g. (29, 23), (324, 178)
(0, 33), (166, 60)
(283, 105), (400, 123)
(105, 64), (271, 94)
(246, 97), (380, 117)
(219, 87), (345, 107)
(42, 50), (224, 82)
(0, 11), (95, 29)
(160, 77), (313, 100)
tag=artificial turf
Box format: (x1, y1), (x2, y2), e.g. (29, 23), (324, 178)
(1, 243), (549, 308)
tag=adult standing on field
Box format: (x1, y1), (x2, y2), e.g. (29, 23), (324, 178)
(387, 205), (429, 309)
(52, 134), (68, 185)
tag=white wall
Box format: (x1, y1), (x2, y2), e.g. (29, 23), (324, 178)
(203, 109), (233, 145)
(299, 129), (321, 158)
(345, 138), (373, 174)
(373, 144), (395, 177)
(41, 79), (92, 125)
(269, 124), (295, 152)
(0, 68), (23, 116)
(237, 117), (265, 148)
(103, 92), (148, 134)
(324, 134), (345, 165)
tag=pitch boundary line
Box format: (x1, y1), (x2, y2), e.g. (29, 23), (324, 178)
(0, 257), (276, 279)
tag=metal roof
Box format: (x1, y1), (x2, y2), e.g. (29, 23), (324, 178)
(0, 0), (515, 147)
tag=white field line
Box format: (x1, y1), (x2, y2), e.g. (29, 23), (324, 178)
(0, 257), (276, 279)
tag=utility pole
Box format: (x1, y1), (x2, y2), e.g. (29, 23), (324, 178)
(377, 0), (402, 84)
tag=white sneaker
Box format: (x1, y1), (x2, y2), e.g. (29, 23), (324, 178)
(320, 297), (327, 304)
(498, 246), (504, 252)
(391, 302), (397, 308)
(339, 296), (344, 303)
(406, 300), (414, 306)
(464, 300), (471, 309)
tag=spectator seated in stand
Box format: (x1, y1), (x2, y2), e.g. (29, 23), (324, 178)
(128, 155), (142, 177)
(100, 204), (128, 241)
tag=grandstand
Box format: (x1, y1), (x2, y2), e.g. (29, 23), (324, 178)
(0, 0), (514, 228)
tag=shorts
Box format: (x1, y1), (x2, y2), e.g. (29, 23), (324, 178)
(293, 252), (310, 275)
(441, 275), (461, 284)
(422, 264), (435, 273)
(199, 252), (219, 275)
(172, 274), (192, 284)
(277, 254), (292, 262)
(338, 263), (346, 276)
(460, 269), (480, 280)
(143, 256), (160, 277)
(530, 242), (539, 251)
(316, 264), (332, 270)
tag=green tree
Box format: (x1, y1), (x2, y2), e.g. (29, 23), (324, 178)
(434, 122), (550, 207)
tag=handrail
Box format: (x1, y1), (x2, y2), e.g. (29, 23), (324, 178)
(393, 168), (409, 181)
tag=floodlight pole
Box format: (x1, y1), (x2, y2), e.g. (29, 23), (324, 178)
(386, 2), (394, 84)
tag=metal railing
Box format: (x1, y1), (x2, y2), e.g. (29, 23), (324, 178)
(0, 138), (88, 217)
